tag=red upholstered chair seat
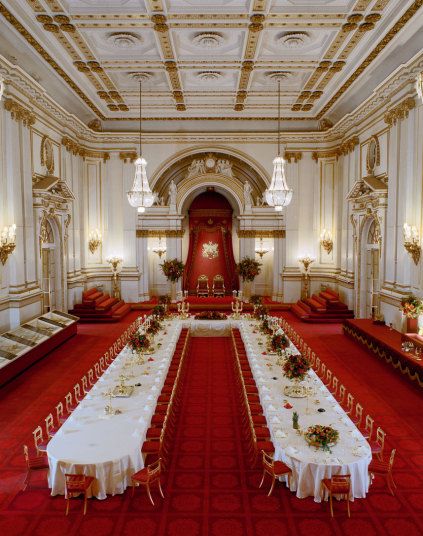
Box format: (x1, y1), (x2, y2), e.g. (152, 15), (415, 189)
(252, 415), (267, 425)
(257, 441), (274, 453)
(273, 460), (292, 475)
(322, 478), (350, 494)
(146, 427), (162, 439)
(368, 459), (389, 473)
(142, 441), (160, 453)
(249, 404), (263, 414)
(155, 404), (169, 414)
(151, 414), (165, 425)
(255, 427), (271, 438)
(66, 474), (94, 493)
(132, 467), (149, 483)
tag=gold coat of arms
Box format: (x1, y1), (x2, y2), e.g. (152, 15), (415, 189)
(202, 241), (219, 259)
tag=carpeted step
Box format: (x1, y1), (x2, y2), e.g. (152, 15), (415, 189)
(296, 300), (312, 313)
(319, 290), (340, 303)
(291, 303), (309, 320)
(96, 297), (119, 311)
(82, 287), (98, 299)
(305, 297), (326, 312)
(82, 291), (104, 305)
(312, 294), (327, 306)
(112, 303), (131, 320)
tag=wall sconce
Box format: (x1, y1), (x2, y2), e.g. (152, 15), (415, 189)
(416, 72), (423, 104)
(320, 229), (333, 254)
(255, 238), (269, 258)
(403, 223), (421, 265)
(88, 229), (102, 254)
(0, 224), (16, 265)
(152, 236), (167, 258)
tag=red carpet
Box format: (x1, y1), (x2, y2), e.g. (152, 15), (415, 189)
(1, 321), (423, 535)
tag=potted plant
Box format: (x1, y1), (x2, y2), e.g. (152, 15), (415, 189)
(236, 256), (262, 302)
(160, 258), (185, 302)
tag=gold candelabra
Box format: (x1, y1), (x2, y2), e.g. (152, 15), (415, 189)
(298, 255), (315, 299)
(0, 224), (16, 265)
(177, 297), (189, 318)
(231, 297), (243, 318)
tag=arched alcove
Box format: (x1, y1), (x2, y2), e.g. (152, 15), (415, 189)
(151, 148), (268, 209)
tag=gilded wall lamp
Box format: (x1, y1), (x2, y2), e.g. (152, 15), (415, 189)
(106, 256), (123, 299)
(255, 238), (269, 258)
(0, 224), (16, 265)
(152, 236), (167, 258)
(403, 223), (421, 264)
(320, 229), (333, 254)
(88, 229), (102, 254)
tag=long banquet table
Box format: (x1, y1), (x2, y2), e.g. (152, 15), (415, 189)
(47, 315), (371, 502)
(238, 318), (371, 502)
(47, 319), (181, 500)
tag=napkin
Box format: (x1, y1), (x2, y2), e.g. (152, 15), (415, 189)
(334, 406), (343, 414)
(151, 386), (157, 392)
(268, 404), (276, 411)
(275, 430), (287, 439)
(264, 395), (271, 401)
(272, 416), (281, 424)
(286, 446), (299, 457)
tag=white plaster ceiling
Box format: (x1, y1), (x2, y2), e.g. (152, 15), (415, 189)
(0, 0), (421, 131)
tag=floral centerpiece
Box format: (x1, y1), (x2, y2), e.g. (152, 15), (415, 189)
(194, 311), (227, 320)
(270, 332), (289, 354)
(254, 304), (269, 320)
(260, 318), (272, 336)
(160, 258), (185, 282)
(283, 353), (311, 397)
(128, 332), (150, 354)
(152, 304), (166, 318)
(400, 295), (423, 318)
(236, 257), (262, 282)
(250, 295), (263, 306)
(304, 425), (339, 452)
(158, 295), (171, 305)
(283, 354), (310, 381)
(146, 317), (162, 335)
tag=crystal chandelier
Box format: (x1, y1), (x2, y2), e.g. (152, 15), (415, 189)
(127, 80), (155, 213)
(265, 79), (293, 211)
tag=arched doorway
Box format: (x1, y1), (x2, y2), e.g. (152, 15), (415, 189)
(183, 190), (239, 295)
(360, 218), (381, 318)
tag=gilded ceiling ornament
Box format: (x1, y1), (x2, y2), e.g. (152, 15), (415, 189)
(40, 136), (55, 175)
(202, 241), (219, 260)
(192, 32), (224, 48)
(277, 32), (311, 49)
(196, 71), (222, 82)
(107, 32), (142, 49)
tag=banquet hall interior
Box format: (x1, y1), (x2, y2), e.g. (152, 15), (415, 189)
(0, 1), (422, 535)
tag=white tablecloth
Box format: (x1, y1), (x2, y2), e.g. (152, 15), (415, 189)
(238, 319), (371, 502)
(47, 320), (182, 499)
(182, 318), (237, 336)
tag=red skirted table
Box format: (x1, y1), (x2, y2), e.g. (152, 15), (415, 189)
(343, 319), (423, 388)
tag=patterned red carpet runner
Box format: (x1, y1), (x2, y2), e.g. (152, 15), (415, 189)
(0, 324), (422, 535)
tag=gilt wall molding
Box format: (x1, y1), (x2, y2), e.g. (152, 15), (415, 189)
(136, 230), (184, 238)
(284, 152), (302, 163)
(339, 136), (359, 155)
(312, 150), (339, 162)
(383, 96), (416, 126)
(238, 230), (286, 238)
(61, 136), (109, 162)
(3, 97), (35, 126)
(119, 151), (138, 163)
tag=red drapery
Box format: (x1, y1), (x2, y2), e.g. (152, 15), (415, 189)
(183, 191), (238, 294)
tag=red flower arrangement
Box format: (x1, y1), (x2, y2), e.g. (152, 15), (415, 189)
(283, 354), (310, 381)
(260, 318), (272, 336)
(270, 333), (289, 354)
(147, 318), (162, 335)
(304, 425), (339, 452)
(160, 258), (185, 282)
(254, 304), (269, 320)
(152, 304), (166, 318)
(236, 256), (262, 282)
(128, 332), (150, 353)
(194, 311), (227, 320)
(400, 295), (423, 319)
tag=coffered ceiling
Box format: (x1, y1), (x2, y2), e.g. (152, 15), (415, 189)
(0, 0), (422, 131)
